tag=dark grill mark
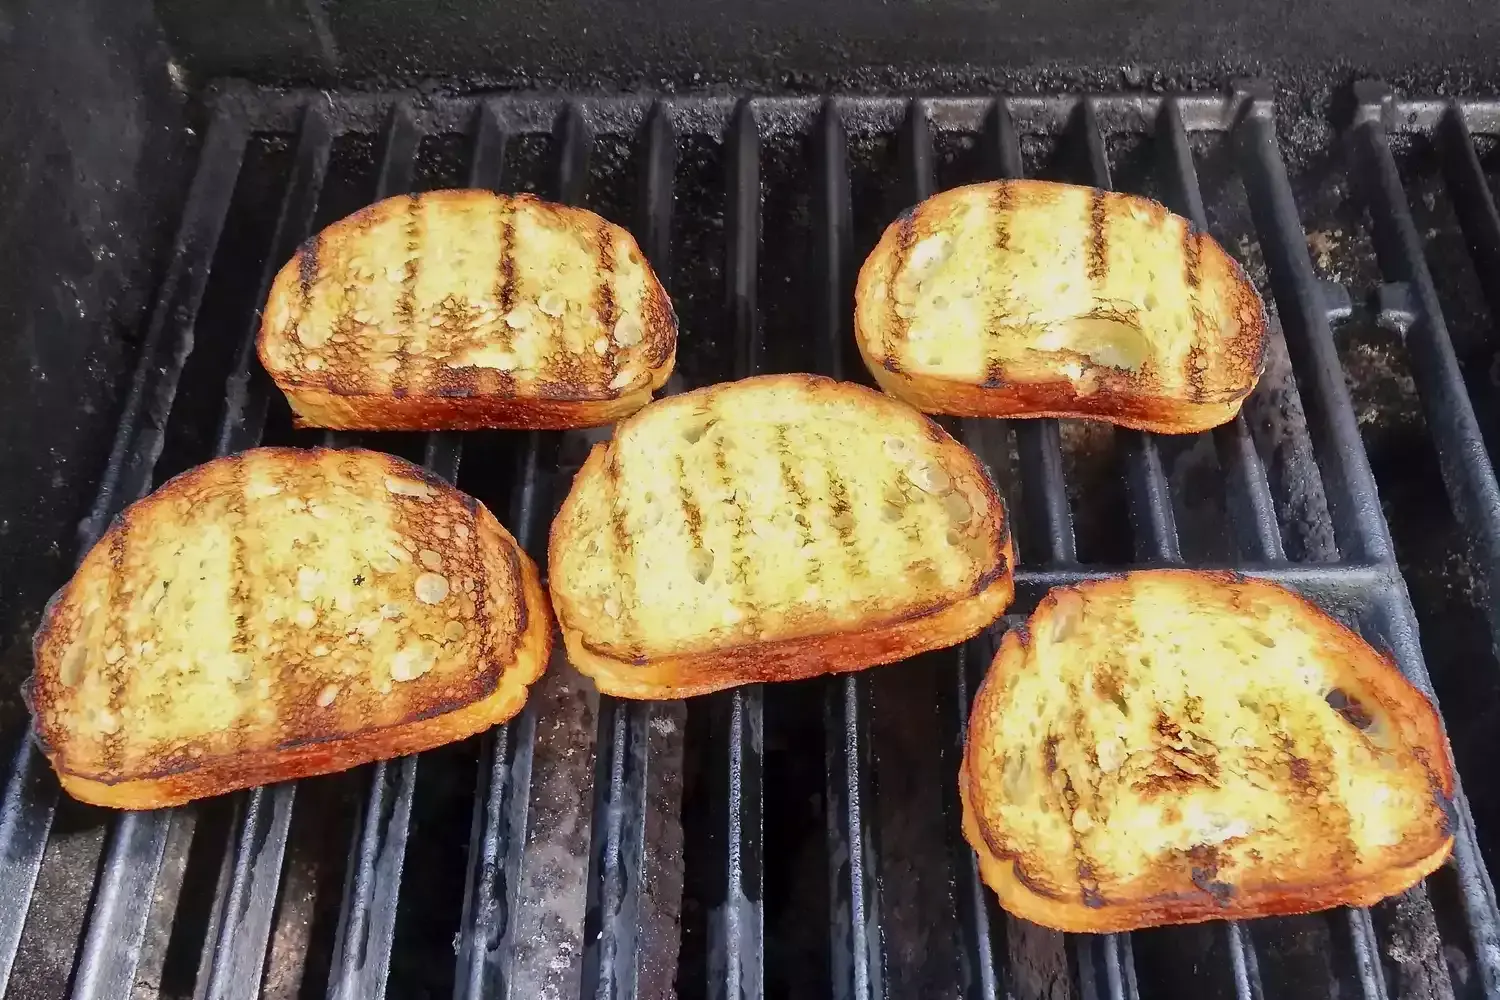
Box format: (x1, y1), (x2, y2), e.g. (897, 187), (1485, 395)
(1183, 227), (1202, 289)
(297, 236), (320, 295)
(394, 194), (422, 393)
(601, 454), (636, 652)
(992, 182), (1013, 252)
(675, 454), (704, 549)
(825, 471), (864, 578)
(594, 224), (619, 387)
(230, 454), (252, 684)
(884, 210), (919, 368)
(715, 437), (752, 594)
(496, 202), (518, 322)
(774, 425), (819, 582)
(1086, 188), (1109, 282)
(1043, 735), (1059, 773)
(101, 519), (130, 773)
(1012, 861), (1060, 900)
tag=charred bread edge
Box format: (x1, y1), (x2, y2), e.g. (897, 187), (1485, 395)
(29, 446), (553, 810)
(279, 361), (670, 431)
(560, 565), (1013, 699)
(548, 372), (1016, 699)
(853, 180), (1269, 432)
(959, 569), (1457, 932)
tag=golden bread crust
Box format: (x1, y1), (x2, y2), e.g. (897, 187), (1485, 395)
(961, 570), (1455, 932)
(257, 189), (676, 431)
(30, 446), (552, 809)
(549, 373), (1015, 699)
(855, 180), (1267, 433)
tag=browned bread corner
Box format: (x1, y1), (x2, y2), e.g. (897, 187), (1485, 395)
(29, 446), (551, 809)
(855, 180), (1267, 433)
(961, 570), (1455, 932)
(548, 373), (1015, 699)
(257, 190), (676, 431)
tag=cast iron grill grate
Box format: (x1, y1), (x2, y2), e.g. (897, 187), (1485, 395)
(2, 82), (1500, 1000)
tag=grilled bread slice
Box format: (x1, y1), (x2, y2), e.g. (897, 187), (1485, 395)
(961, 570), (1455, 933)
(854, 180), (1267, 433)
(549, 373), (1015, 699)
(258, 190), (676, 431)
(29, 447), (551, 809)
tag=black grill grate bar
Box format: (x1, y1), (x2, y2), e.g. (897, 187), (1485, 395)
(581, 101), (676, 1000)
(987, 100), (1077, 565)
(1352, 87), (1500, 649)
(1233, 91), (1394, 565)
(1347, 86), (1500, 994)
(699, 96), (767, 1000)
(324, 100), (431, 1000)
(1439, 103), (1500, 332)
(1237, 84), (1500, 997)
(198, 101), (336, 1000)
(815, 101), (854, 384)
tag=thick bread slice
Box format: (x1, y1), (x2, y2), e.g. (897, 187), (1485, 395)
(549, 373), (1015, 698)
(961, 570), (1454, 932)
(855, 180), (1267, 433)
(258, 190), (676, 431)
(29, 447), (551, 809)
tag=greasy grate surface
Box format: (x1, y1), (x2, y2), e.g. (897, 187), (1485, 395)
(3, 82), (1500, 1000)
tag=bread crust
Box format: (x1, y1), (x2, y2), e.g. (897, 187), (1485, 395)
(549, 373), (1016, 698)
(854, 180), (1267, 433)
(275, 369), (669, 432)
(960, 570), (1455, 932)
(30, 447), (552, 809)
(258, 189), (676, 432)
(558, 551), (1014, 699)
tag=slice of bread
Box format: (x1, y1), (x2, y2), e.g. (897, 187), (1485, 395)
(854, 180), (1267, 433)
(961, 570), (1455, 932)
(29, 447), (551, 809)
(548, 373), (1015, 699)
(258, 190), (676, 431)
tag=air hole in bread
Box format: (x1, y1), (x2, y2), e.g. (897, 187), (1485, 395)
(1032, 315), (1149, 372)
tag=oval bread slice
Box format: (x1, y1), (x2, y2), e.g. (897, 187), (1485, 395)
(549, 373), (1015, 698)
(258, 190), (676, 430)
(962, 570), (1455, 932)
(855, 180), (1267, 433)
(29, 447), (552, 809)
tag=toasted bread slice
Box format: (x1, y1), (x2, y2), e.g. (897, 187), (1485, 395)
(29, 447), (551, 809)
(854, 180), (1267, 433)
(961, 570), (1455, 932)
(548, 373), (1015, 698)
(257, 190), (676, 431)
